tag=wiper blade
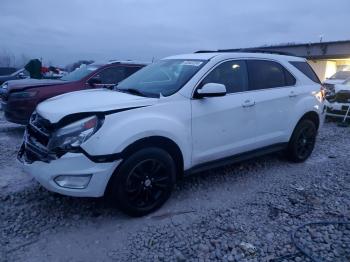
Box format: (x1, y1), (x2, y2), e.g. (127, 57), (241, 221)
(116, 87), (146, 97)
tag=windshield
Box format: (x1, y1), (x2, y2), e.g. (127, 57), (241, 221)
(61, 65), (99, 81)
(329, 71), (350, 80)
(117, 59), (206, 97)
(10, 68), (26, 76)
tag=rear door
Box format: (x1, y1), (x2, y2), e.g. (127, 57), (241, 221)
(246, 59), (297, 147)
(191, 60), (258, 166)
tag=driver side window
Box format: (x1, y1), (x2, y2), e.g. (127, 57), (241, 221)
(201, 60), (248, 94)
(95, 67), (126, 85)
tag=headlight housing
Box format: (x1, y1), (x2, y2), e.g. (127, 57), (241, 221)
(10, 90), (37, 100)
(48, 115), (103, 151)
(1, 82), (8, 90)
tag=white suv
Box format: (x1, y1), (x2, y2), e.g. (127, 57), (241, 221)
(18, 52), (325, 216)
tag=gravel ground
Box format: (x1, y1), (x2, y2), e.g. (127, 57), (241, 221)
(0, 113), (350, 262)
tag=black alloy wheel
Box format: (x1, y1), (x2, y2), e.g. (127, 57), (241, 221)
(125, 159), (170, 209)
(287, 119), (317, 162)
(295, 125), (316, 159)
(109, 147), (176, 217)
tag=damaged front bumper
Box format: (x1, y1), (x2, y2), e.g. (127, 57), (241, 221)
(326, 102), (350, 119)
(17, 117), (121, 197)
(17, 130), (58, 164)
(18, 150), (121, 197)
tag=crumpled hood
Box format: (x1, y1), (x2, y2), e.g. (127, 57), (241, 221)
(36, 89), (157, 123)
(6, 78), (65, 91)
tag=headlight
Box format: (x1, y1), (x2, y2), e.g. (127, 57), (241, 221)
(1, 83), (8, 90)
(48, 115), (103, 151)
(9, 91), (37, 100)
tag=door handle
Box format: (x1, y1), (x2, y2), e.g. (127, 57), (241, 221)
(242, 100), (255, 107)
(289, 91), (297, 98)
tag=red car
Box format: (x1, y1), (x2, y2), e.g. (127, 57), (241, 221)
(0, 61), (146, 124)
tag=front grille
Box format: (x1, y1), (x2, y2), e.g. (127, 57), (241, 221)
(326, 107), (349, 115)
(27, 113), (52, 146)
(0, 90), (8, 101)
(334, 91), (350, 104)
(21, 113), (55, 163)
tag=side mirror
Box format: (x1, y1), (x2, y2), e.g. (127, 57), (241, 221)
(18, 72), (26, 79)
(195, 83), (226, 98)
(88, 76), (102, 86)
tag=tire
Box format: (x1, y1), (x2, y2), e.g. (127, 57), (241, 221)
(108, 147), (176, 217)
(286, 119), (317, 162)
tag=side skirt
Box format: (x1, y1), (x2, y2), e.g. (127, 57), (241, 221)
(185, 143), (288, 176)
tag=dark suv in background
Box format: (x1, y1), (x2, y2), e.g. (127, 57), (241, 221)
(0, 61), (146, 124)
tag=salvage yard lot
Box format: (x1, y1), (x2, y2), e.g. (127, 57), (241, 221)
(1, 112), (350, 262)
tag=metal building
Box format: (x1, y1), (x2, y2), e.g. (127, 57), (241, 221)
(217, 40), (350, 81)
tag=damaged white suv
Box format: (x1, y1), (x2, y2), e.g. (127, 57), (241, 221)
(19, 52), (325, 216)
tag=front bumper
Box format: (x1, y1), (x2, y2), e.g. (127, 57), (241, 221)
(326, 102), (350, 118)
(18, 151), (121, 197)
(1, 100), (31, 125)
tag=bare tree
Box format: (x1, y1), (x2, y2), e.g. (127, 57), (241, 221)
(0, 49), (15, 67)
(17, 53), (30, 68)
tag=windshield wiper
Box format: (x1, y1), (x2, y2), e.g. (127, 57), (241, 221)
(115, 87), (147, 97)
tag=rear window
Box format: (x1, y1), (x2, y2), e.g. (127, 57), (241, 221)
(290, 61), (321, 84)
(246, 60), (296, 91)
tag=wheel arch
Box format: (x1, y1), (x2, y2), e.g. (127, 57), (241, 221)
(288, 110), (320, 142)
(104, 136), (185, 196)
(297, 111), (320, 130)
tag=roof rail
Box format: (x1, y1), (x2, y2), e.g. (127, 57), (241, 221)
(195, 48), (295, 56)
(234, 48), (295, 56)
(107, 60), (151, 65)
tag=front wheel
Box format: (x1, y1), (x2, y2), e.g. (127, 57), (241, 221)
(108, 147), (176, 217)
(286, 119), (317, 162)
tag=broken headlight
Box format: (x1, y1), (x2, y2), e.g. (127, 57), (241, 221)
(48, 115), (103, 151)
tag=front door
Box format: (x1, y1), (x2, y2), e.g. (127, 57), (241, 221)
(191, 60), (258, 166)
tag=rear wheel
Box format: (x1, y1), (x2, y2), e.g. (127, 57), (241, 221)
(109, 147), (176, 217)
(286, 119), (317, 162)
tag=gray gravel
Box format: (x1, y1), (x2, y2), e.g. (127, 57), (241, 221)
(1, 113), (350, 262)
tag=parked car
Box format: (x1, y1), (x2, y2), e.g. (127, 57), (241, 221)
(326, 77), (350, 119)
(18, 52), (325, 216)
(0, 61), (146, 124)
(0, 68), (29, 85)
(323, 70), (350, 92)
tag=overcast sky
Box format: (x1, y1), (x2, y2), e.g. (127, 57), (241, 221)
(0, 0), (349, 66)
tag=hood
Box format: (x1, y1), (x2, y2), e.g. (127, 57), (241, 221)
(36, 89), (157, 123)
(0, 74), (13, 80)
(0, 75), (16, 84)
(6, 78), (66, 91)
(334, 84), (350, 93)
(324, 79), (345, 85)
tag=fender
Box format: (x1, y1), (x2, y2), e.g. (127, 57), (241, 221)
(82, 99), (192, 169)
(287, 87), (324, 140)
